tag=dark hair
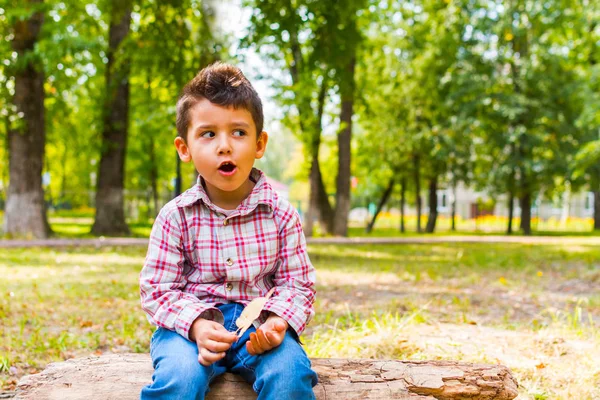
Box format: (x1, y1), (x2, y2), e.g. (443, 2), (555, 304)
(176, 62), (264, 140)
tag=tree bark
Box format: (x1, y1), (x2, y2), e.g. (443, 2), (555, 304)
(400, 176), (406, 233)
(366, 177), (395, 233)
(425, 176), (438, 233)
(92, 2), (132, 235)
(414, 154), (422, 233)
(451, 180), (457, 231)
(5, 0), (51, 239)
(304, 78), (333, 236)
(519, 192), (532, 235)
(286, 18), (333, 237)
(148, 135), (158, 217)
(594, 190), (600, 231)
(16, 354), (519, 400)
(333, 57), (356, 237)
(305, 155), (335, 236)
(507, 192), (514, 235)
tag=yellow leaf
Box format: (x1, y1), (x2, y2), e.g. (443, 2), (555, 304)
(498, 276), (508, 285)
(235, 288), (276, 338)
(537, 271), (543, 277)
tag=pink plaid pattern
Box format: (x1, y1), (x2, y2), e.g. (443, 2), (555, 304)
(140, 169), (316, 340)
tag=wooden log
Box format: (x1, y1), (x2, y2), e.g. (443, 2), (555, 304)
(15, 353), (518, 400)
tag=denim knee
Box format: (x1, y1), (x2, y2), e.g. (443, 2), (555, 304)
(252, 333), (317, 400)
(141, 328), (213, 400)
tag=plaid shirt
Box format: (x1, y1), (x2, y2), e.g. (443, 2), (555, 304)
(140, 168), (316, 340)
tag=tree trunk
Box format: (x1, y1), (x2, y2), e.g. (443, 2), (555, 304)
(451, 179), (457, 231)
(148, 136), (158, 217)
(594, 190), (600, 231)
(400, 176), (406, 233)
(506, 164), (516, 235)
(59, 143), (68, 201)
(92, 3), (132, 235)
(304, 77), (332, 237)
(366, 177), (395, 233)
(303, 164), (317, 238)
(333, 58), (355, 237)
(15, 354), (519, 400)
(286, 24), (333, 238)
(5, 0), (51, 239)
(304, 148), (335, 236)
(507, 192), (514, 235)
(519, 192), (532, 235)
(425, 176), (438, 233)
(414, 154), (422, 233)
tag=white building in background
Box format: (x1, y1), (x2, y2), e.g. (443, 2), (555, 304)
(432, 183), (595, 220)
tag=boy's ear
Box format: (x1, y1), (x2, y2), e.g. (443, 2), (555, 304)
(174, 136), (191, 162)
(255, 131), (268, 159)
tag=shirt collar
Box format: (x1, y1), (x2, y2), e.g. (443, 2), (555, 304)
(177, 168), (275, 215)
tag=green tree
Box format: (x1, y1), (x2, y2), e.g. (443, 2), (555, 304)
(91, 0), (132, 235)
(245, 0), (367, 237)
(572, 0), (600, 230)
(3, 0), (52, 238)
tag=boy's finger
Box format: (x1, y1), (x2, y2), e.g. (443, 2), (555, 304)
(204, 339), (232, 353)
(265, 331), (282, 347)
(249, 332), (264, 354)
(246, 340), (257, 355)
(209, 329), (237, 343)
(256, 329), (271, 350)
(199, 347), (225, 365)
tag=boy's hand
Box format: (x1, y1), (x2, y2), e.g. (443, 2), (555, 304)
(246, 314), (288, 355)
(190, 318), (237, 366)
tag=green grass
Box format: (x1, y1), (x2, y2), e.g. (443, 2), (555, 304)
(0, 209), (153, 239)
(346, 226), (600, 237)
(1, 243), (599, 398)
(4, 208), (599, 238)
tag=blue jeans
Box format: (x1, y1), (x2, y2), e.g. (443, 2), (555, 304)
(141, 303), (318, 399)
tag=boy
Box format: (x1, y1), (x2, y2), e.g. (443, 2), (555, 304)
(139, 62), (318, 400)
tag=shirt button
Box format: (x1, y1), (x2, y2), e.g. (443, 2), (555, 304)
(225, 282), (233, 291)
(226, 258), (234, 266)
(223, 219), (228, 226)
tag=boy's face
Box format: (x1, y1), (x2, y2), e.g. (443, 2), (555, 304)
(174, 98), (268, 207)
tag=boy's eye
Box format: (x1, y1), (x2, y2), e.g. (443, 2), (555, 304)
(200, 131), (215, 138)
(232, 130), (246, 137)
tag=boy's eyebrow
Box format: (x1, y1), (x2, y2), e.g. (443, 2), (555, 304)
(192, 121), (251, 130)
(230, 121), (251, 129)
(193, 123), (216, 130)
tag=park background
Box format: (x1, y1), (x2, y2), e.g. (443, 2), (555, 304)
(1, 0), (599, 399)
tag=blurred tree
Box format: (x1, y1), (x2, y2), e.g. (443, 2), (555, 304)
(91, 0), (132, 235)
(3, 0), (52, 238)
(466, 0), (586, 235)
(245, 0), (367, 237)
(127, 0), (224, 218)
(356, 0), (475, 233)
(572, 0), (600, 230)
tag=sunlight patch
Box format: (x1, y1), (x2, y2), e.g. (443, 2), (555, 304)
(317, 270), (402, 286)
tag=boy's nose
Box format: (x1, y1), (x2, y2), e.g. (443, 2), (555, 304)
(216, 136), (232, 154)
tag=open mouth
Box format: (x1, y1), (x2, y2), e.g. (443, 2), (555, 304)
(218, 162), (236, 173)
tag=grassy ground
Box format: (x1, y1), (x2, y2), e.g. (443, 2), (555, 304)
(1, 243), (599, 399)
(45, 210), (600, 239)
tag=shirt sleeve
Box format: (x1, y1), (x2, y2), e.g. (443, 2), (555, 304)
(263, 205), (316, 336)
(139, 206), (222, 340)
